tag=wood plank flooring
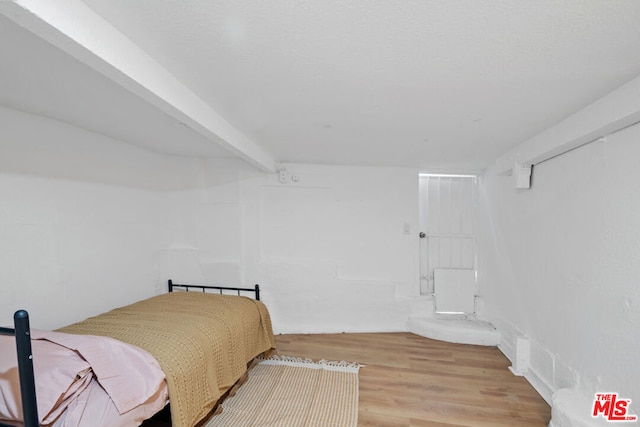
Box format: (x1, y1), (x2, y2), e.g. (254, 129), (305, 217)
(274, 332), (551, 427)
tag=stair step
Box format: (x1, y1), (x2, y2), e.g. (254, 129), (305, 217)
(408, 316), (501, 346)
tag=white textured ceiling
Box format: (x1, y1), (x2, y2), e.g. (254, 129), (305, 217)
(6, 1), (640, 171)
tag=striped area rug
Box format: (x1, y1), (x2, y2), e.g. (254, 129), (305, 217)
(204, 355), (361, 427)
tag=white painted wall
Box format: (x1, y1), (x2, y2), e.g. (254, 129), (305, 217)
(1, 106), (423, 334)
(0, 106), (201, 329)
(157, 159), (250, 289)
(240, 163), (421, 333)
(164, 161), (423, 333)
(479, 123), (640, 407)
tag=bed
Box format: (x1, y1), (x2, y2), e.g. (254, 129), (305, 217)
(0, 280), (276, 427)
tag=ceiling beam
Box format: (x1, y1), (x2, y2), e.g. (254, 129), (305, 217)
(494, 74), (640, 175)
(0, 0), (277, 173)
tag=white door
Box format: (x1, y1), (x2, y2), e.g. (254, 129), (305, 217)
(418, 175), (478, 310)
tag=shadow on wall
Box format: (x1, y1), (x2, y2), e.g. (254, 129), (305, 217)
(0, 106), (258, 191)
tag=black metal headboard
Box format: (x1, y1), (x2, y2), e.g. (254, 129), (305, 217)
(167, 279), (261, 301)
(0, 310), (39, 427)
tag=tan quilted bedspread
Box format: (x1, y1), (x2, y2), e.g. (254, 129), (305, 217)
(57, 292), (276, 427)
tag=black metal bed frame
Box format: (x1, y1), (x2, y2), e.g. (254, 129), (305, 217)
(1, 280), (261, 427)
(0, 310), (39, 427)
(168, 279), (261, 301)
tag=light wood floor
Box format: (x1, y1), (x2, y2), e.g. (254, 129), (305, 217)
(274, 332), (551, 427)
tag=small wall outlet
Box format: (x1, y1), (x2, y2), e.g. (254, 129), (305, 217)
(279, 170), (290, 183)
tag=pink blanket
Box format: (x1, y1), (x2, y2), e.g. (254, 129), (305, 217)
(0, 330), (167, 425)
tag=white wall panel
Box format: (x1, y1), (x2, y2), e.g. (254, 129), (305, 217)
(434, 268), (476, 313)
